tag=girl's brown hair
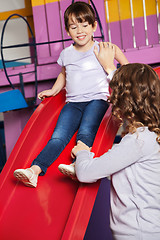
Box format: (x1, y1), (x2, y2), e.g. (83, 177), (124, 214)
(109, 63), (160, 144)
(64, 1), (96, 31)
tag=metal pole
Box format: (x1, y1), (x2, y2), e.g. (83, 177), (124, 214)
(129, 0), (136, 48)
(105, 1), (112, 42)
(156, 0), (160, 43)
(117, 0), (124, 49)
(142, 0), (149, 46)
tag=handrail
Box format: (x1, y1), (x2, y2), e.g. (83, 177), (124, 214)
(0, 14), (38, 105)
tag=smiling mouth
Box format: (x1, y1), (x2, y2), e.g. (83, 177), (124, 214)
(77, 35), (86, 40)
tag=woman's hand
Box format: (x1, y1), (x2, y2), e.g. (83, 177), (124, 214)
(71, 140), (91, 158)
(94, 42), (116, 74)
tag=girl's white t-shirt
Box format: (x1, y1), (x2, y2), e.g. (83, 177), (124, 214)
(57, 42), (111, 102)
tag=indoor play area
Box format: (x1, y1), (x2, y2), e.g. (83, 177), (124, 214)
(0, 0), (160, 239)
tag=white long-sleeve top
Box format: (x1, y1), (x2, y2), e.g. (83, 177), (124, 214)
(75, 127), (160, 240)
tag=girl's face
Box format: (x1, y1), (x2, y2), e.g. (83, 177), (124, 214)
(67, 14), (97, 51)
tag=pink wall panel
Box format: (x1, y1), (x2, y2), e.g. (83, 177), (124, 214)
(108, 15), (159, 50)
(0, 63), (61, 87)
(32, 5), (50, 61)
(45, 2), (63, 62)
(147, 15), (159, 45)
(91, 0), (109, 42)
(125, 44), (160, 64)
(109, 21), (122, 49)
(120, 19), (134, 49)
(59, 0), (74, 48)
(134, 17), (146, 47)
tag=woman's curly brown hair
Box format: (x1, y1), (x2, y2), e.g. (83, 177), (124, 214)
(109, 63), (160, 144)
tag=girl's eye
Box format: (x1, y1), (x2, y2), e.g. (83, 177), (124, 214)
(71, 26), (77, 30)
(83, 24), (88, 27)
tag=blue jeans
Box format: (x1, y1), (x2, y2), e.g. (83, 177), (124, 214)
(32, 100), (109, 175)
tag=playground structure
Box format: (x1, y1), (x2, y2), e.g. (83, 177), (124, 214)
(0, 0), (160, 239)
(0, 90), (119, 240)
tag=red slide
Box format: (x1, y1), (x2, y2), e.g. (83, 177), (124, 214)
(0, 90), (119, 240)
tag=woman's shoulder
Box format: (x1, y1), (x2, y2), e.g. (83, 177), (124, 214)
(123, 127), (157, 140)
(123, 127), (159, 154)
(120, 127), (157, 148)
(136, 127), (157, 140)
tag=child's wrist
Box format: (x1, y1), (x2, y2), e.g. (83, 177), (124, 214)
(104, 64), (116, 74)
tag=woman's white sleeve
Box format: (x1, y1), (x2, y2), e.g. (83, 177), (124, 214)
(107, 69), (116, 81)
(75, 134), (142, 183)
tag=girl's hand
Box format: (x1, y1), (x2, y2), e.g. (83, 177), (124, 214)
(38, 89), (54, 101)
(94, 42), (116, 74)
(71, 140), (91, 158)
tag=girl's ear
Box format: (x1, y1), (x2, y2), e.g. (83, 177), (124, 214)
(66, 28), (71, 37)
(65, 27), (70, 36)
(93, 21), (97, 32)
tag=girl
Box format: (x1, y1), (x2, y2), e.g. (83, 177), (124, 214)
(13, 1), (128, 187)
(72, 44), (160, 239)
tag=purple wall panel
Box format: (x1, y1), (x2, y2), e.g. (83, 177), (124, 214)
(46, 2), (63, 62)
(93, 0), (109, 42)
(59, 0), (74, 48)
(121, 18), (134, 49)
(84, 178), (113, 240)
(147, 14), (159, 45)
(109, 21), (122, 49)
(2, 80), (54, 159)
(4, 108), (34, 159)
(134, 17), (146, 47)
(0, 63), (61, 87)
(125, 44), (160, 64)
(32, 5), (50, 61)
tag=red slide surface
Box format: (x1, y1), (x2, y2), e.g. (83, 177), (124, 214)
(0, 90), (119, 240)
(154, 66), (160, 77)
